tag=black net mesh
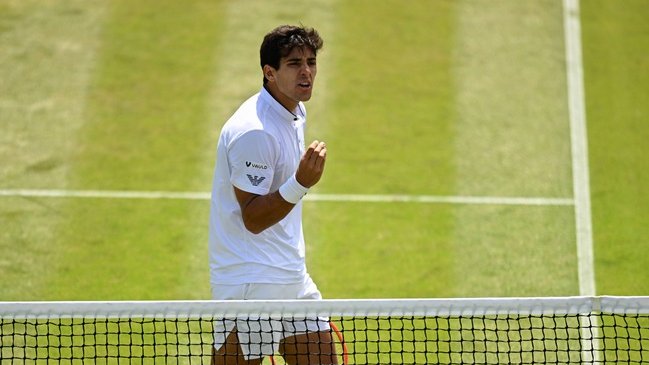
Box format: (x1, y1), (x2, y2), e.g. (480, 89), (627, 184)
(1, 300), (648, 364)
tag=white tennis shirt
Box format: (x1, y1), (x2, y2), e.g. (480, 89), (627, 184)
(209, 87), (308, 285)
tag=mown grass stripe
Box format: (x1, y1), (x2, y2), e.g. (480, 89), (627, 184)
(452, 1), (577, 297)
(44, 0), (227, 300)
(0, 0), (109, 300)
(581, 0), (649, 296)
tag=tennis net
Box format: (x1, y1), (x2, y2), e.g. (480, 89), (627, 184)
(1, 296), (648, 364)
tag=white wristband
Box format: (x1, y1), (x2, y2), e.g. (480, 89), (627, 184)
(279, 175), (309, 204)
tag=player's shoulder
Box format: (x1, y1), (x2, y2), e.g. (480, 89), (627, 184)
(222, 94), (262, 131)
(221, 110), (278, 151)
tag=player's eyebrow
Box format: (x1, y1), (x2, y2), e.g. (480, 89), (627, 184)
(285, 57), (303, 63)
(284, 55), (317, 63)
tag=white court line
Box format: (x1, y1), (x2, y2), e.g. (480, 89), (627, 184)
(563, 0), (599, 362)
(306, 193), (573, 206)
(0, 189), (211, 201)
(563, 0), (596, 298)
(0, 188), (574, 206)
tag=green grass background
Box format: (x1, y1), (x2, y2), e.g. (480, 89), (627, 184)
(581, 0), (649, 295)
(1, 0), (648, 302)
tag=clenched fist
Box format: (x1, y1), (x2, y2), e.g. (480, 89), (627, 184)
(295, 140), (327, 188)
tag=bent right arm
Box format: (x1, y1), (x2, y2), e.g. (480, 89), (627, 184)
(234, 188), (294, 234)
(235, 140), (327, 234)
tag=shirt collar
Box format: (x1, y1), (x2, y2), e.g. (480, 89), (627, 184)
(260, 86), (303, 122)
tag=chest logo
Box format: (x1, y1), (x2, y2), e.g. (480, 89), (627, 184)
(246, 161), (268, 169)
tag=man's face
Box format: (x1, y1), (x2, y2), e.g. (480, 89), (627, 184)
(265, 46), (317, 109)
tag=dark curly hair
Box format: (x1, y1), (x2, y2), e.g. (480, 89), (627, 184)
(260, 25), (323, 84)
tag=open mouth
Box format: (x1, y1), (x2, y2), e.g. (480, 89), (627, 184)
(298, 82), (311, 89)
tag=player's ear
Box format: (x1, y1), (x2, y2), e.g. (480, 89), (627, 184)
(263, 65), (276, 83)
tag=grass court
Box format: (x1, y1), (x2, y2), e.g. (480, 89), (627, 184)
(1, 0), (648, 303)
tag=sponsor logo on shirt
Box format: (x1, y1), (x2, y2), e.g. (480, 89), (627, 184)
(246, 161), (268, 170)
(246, 174), (266, 187)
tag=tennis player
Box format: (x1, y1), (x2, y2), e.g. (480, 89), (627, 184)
(208, 25), (337, 365)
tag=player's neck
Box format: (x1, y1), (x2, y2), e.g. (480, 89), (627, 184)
(264, 84), (298, 114)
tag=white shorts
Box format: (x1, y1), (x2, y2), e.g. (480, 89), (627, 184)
(211, 276), (331, 359)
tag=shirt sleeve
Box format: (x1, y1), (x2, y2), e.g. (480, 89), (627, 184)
(227, 130), (278, 195)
